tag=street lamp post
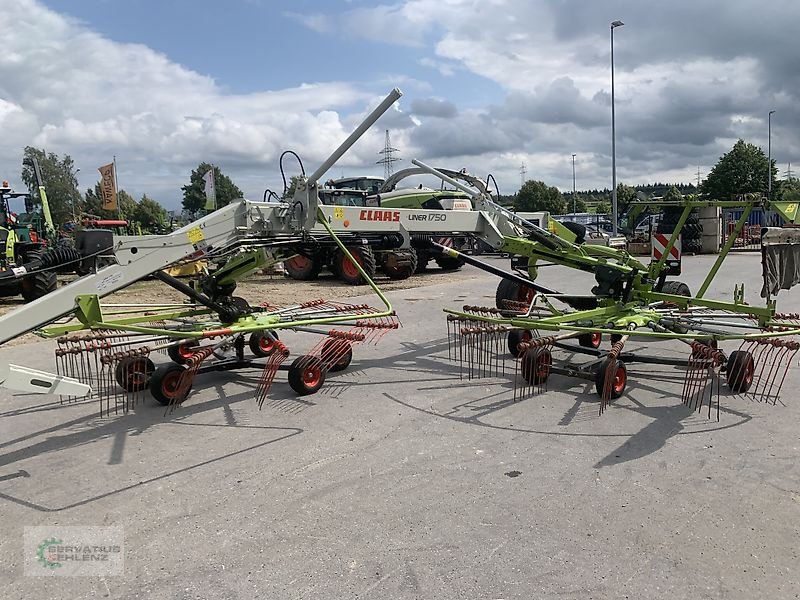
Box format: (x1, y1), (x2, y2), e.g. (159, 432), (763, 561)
(610, 19), (624, 235)
(571, 153), (577, 215)
(768, 110), (776, 200)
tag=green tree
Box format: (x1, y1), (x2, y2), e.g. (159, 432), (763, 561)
(595, 200), (611, 215)
(778, 178), (800, 203)
(181, 163), (242, 217)
(701, 139), (776, 200)
(664, 186), (683, 202)
(283, 175), (304, 199)
(514, 180), (567, 214)
(20, 146), (81, 226)
(134, 194), (169, 233)
(82, 184), (137, 221)
(615, 183), (637, 216)
(564, 193), (587, 213)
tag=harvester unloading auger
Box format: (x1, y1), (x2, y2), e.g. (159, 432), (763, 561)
(0, 89), (407, 414)
(410, 161), (800, 420)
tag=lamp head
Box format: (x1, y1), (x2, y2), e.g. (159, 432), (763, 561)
(611, 20), (624, 28)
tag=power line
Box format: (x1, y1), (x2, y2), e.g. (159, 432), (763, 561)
(376, 130), (401, 179)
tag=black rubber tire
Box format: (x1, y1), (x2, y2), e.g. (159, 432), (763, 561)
(595, 358), (627, 399)
(168, 340), (200, 365)
(520, 347), (552, 385)
(660, 281), (691, 297)
(321, 339), (353, 372)
(562, 221), (586, 245)
(415, 249), (431, 273)
(335, 246), (376, 285)
(726, 350), (755, 393)
(284, 253), (322, 281)
(382, 248), (418, 280)
(248, 331), (280, 358)
(149, 364), (190, 406)
(507, 329), (534, 357)
(495, 278), (536, 310)
(683, 239), (703, 255)
(434, 253), (465, 271)
(287, 355), (326, 395)
(19, 251), (57, 302)
(578, 332), (602, 349)
(682, 223), (703, 238)
(114, 356), (155, 392)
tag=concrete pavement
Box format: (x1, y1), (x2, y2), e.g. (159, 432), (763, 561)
(1, 253), (799, 599)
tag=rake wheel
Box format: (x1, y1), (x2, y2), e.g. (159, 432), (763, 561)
(520, 347), (552, 385)
(150, 364), (191, 406)
(249, 331), (280, 358)
(322, 339), (352, 372)
(288, 355), (326, 395)
(726, 350), (754, 393)
(507, 329), (534, 358)
(168, 340), (200, 365)
(578, 332), (602, 349)
(114, 356), (155, 393)
(595, 358), (627, 399)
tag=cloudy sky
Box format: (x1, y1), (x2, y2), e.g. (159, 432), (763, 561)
(0, 0), (796, 209)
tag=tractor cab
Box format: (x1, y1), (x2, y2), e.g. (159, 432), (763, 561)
(318, 188), (377, 208)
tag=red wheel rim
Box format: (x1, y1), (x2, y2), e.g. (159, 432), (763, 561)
(177, 343), (196, 359)
(613, 366), (626, 393)
(591, 332), (602, 348)
(743, 362), (753, 385)
(518, 287), (535, 304)
(161, 370), (183, 399)
(258, 336), (275, 353)
(286, 255), (310, 270)
(126, 360), (149, 386)
(538, 352), (552, 378)
(522, 331), (532, 342)
(303, 366), (321, 388)
(341, 254), (361, 279)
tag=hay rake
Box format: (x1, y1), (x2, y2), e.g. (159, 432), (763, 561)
(409, 162), (800, 421)
(0, 89), (405, 415)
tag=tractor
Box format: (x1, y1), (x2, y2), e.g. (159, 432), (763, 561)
(0, 158), (58, 302)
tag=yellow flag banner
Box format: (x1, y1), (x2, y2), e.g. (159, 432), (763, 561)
(98, 162), (117, 211)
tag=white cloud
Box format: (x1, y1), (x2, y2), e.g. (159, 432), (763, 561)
(0, 0), (383, 206)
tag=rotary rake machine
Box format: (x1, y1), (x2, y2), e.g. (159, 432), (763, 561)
(0, 89), (405, 415)
(415, 162), (800, 420)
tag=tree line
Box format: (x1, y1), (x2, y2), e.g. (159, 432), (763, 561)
(511, 139), (799, 216)
(11, 148), (246, 233)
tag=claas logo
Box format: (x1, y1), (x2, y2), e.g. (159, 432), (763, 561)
(359, 210), (400, 222)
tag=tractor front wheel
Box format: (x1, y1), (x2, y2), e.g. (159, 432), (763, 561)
(19, 251), (57, 302)
(284, 254), (322, 281)
(335, 247), (376, 285)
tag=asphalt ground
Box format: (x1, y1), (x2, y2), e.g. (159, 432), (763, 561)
(1, 253), (799, 599)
